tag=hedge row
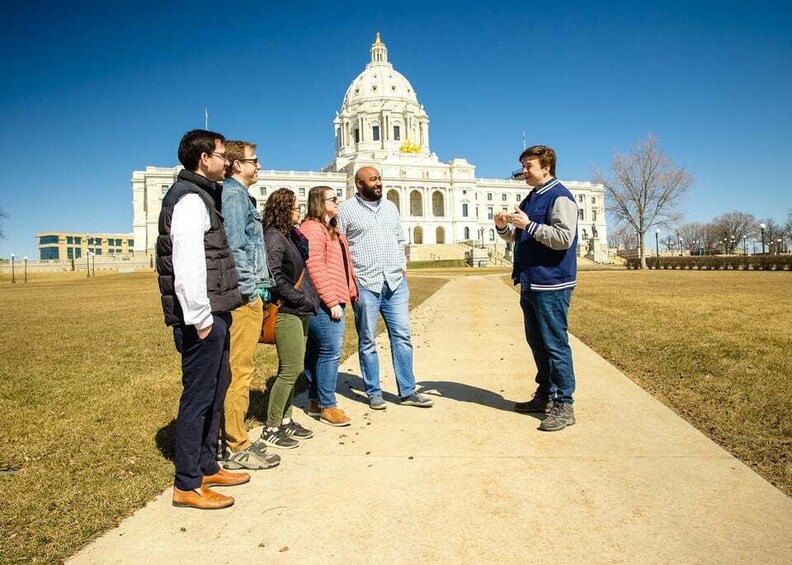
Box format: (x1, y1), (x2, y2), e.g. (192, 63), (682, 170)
(626, 255), (792, 270)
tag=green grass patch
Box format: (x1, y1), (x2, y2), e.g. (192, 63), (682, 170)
(565, 271), (791, 496)
(0, 272), (448, 563)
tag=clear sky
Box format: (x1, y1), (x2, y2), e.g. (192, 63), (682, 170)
(1, 0), (790, 259)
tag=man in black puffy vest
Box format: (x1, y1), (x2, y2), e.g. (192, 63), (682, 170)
(156, 129), (247, 509)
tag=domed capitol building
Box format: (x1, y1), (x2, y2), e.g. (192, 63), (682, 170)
(132, 34), (607, 262)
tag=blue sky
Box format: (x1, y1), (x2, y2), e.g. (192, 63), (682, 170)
(1, 0), (790, 259)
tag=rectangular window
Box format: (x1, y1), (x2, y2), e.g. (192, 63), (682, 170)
(354, 129), (360, 143)
(259, 187), (267, 196)
(67, 248), (74, 259)
(592, 209), (597, 222)
(502, 194), (507, 201)
(516, 194), (521, 201)
(128, 239), (134, 247)
(40, 248), (59, 260)
(336, 189), (343, 197)
(579, 209), (585, 221)
(115, 239), (122, 246)
(93, 238), (102, 245)
(393, 125), (400, 141)
(487, 207), (494, 220)
(39, 235), (59, 244)
(74, 236), (82, 244)
(372, 125), (380, 141)
(578, 195), (584, 203)
(487, 193), (493, 201)
(94, 248), (102, 255)
(462, 204), (468, 217)
(75, 248), (82, 259)
(67, 236), (74, 244)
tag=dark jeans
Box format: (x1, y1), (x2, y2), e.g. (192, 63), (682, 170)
(520, 289), (575, 404)
(172, 312), (231, 490)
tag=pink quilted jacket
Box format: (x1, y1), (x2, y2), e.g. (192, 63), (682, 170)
(301, 218), (358, 308)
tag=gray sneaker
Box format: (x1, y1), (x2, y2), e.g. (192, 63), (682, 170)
(539, 402), (575, 431)
(368, 395), (387, 410)
(515, 393), (552, 414)
(400, 392), (434, 408)
(223, 442), (281, 470)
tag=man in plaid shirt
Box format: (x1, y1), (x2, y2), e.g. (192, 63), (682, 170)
(337, 166), (434, 410)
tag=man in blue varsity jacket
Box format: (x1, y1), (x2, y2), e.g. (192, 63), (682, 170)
(495, 145), (579, 431)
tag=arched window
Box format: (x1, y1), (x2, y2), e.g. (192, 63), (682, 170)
(414, 226), (423, 244)
(410, 190), (423, 217)
(432, 191), (444, 217)
(387, 189), (400, 212)
(464, 226), (470, 240)
(436, 227), (445, 244)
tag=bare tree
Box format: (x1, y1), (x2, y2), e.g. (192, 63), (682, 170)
(676, 222), (707, 253)
(592, 134), (694, 268)
(607, 221), (637, 250)
(711, 211), (756, 253)
(758, 218), (784, 254)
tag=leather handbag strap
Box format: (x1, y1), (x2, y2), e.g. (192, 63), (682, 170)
(294, 269), (305, 290)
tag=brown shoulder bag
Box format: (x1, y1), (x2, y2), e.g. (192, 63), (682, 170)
(259, 270), (304, 344)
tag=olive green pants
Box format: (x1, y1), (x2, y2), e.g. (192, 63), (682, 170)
(266, 312), (309, 427)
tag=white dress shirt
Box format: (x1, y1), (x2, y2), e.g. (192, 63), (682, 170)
(171, 193), (212, 330)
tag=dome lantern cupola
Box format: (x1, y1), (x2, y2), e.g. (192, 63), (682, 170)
(370, 32), (388, 64)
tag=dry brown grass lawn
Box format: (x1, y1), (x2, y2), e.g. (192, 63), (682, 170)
(0, 272), (448, 564)
(567, 270), (791, 496)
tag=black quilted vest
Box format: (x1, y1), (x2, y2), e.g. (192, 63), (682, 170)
(156, 170), (242, 326)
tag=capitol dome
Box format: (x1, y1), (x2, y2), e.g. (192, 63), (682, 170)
(342, 33), (418, 106)
(333, 33), (430, 164)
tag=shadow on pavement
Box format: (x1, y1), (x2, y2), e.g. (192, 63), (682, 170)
(417, 380), (541, 419)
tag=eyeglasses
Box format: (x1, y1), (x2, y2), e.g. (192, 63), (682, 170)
(211, 152), (228, 162)
(291, 206), (301, 212)
(324, 196), (338, 204)
(238, 157), (259, 166)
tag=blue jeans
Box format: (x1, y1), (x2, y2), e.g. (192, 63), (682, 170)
(304, 305), (347, 408)
(520, 289), (576, 404)
(353, 280), (416, 398)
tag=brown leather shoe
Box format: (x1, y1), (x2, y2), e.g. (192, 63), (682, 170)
(320, 407), (351, 427)
(307, 400), (320, 417)
(201, 467), (250, 487)
(172, 486), (234, 510)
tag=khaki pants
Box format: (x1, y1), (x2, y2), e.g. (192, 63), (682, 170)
(222, 296), (263, 452)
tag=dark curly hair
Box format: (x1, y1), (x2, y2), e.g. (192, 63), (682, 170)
(263, 188), (297, 234)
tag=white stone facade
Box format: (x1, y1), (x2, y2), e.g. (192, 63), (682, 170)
(132, 34), (607, 259)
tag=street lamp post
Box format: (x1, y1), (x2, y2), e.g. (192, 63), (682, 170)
(23, 256), (28, 283)
(759, 223), (766, 254)
(777, 238), (782, 255)
(679, 237), (684, 257)
(752, 238), (756, 255)
(655, 229), (660, 258)
(10, 253), (15, 283)
(91, 251), (96, 277)
(742, 235), (747, 255)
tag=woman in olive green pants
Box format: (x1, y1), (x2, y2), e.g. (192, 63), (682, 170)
(260, 188), (320, 449)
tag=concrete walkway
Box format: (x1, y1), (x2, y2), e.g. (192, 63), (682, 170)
(70, 273), (792, 564)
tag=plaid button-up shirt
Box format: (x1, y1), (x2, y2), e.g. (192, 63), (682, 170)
(337, 194), (407, 293)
